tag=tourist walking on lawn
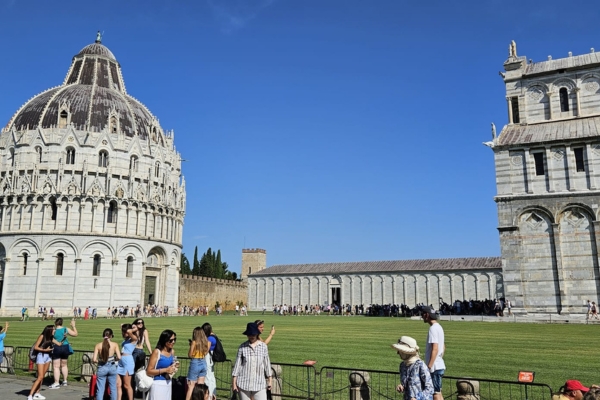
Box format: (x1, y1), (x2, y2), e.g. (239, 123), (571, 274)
(49, 318), (78, 389)
(28, 325), (55, 400)
(146, 330), (178, 400)
(116, 323), (138, 400)
(132, 318), (152, 372)
(0, 321), (8, 366)
(186, 327), (211, 400)
(232, 322), (272, 400)
(392, 336), (433, 400)
(421, 306), (445, 400)
(255, 320), (275, 345)
(92, 328), (121, 400)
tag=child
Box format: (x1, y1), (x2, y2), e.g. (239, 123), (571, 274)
(0, 322), (8, 367)
(186, 327), (210, 400)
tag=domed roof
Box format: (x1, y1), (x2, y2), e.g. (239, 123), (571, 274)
(75, 42), (116, 61)
(5, 36), (161, 141)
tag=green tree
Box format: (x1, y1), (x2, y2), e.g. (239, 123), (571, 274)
(192, 246), (200, 275)
(180, 253), (191, 275)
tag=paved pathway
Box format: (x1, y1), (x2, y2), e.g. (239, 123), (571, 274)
(0, 375), (89, 400)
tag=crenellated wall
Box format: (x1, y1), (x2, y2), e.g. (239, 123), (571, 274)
(178, 274), (247, 310)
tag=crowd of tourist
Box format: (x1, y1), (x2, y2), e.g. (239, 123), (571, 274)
(11, 313), (276, 400)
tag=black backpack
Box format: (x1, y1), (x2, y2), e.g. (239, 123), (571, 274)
(212, 335), (226, 362)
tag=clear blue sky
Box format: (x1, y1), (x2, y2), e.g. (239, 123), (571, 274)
(0, 0), (596, 274)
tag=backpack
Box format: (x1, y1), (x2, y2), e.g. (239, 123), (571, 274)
(29, 345), (38, 362)
(211, 335), (226, 362)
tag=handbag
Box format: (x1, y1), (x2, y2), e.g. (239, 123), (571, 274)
(136, 369), (153, 393)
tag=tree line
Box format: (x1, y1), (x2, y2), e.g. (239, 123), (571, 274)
(180, 247), (238, 280)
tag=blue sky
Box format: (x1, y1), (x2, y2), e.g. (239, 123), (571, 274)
(0, 0), (596, 274)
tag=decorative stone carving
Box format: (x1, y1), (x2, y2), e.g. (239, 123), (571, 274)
(552, 149), (565, 161)
(510, 154), (523, 166)
(583, 78), (600, 93)
(527, 86), (545, 101)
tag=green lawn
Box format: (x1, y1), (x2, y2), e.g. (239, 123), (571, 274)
(0, 313), (593, 391)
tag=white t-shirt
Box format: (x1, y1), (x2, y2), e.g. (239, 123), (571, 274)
(425, 322), (446, 371)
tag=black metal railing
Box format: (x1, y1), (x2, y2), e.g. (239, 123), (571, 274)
(1, 347), (554, 400)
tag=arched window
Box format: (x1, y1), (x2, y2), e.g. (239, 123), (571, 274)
(56, 252), (64, 275)
(107, 201), (117, 223)
(50, 198), (57, 221)
(560, 88), (570, 112)
(93, 254), (101, 276)
(66, 147), (76, 165)
(154, 162), (160, 178)
(22, 253), (28, 275)
(59, 110), (68, 128)
(110, 116), (118, 134)
(35, 146), (42, 163)
(126, 256), (134, 278)
(9, 148), (14, 167)
(98, 150), (109, 167)
(130, 155), (139, 172)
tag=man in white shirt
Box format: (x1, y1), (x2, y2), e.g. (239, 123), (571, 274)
(422, 306), (445, 400)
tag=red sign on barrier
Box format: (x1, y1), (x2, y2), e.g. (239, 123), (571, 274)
(518, 371), (535, 383)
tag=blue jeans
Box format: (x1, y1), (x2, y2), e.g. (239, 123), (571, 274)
(97, 363), (117, 400)
(431, 369), (444, 393)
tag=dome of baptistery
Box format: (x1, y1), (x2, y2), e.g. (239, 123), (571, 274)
(0, 34), (186, 316)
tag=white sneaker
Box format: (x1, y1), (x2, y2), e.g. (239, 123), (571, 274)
(62, 381), (68, 387)
(48, 382), (60, 389)
(33, 394), (46, 400)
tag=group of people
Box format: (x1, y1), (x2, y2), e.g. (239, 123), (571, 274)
(28, 318), (78, 400)
(23, 316), (276, 400)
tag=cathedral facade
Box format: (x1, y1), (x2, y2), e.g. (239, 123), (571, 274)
(0, 37), (185, 315)
(492, 43), (600, 314)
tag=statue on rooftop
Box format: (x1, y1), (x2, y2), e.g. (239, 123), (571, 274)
(509, 40), (517, 58)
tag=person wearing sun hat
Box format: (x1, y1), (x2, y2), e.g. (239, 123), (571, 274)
(391, 336), (434, 400)
(232, 323), (273, 400)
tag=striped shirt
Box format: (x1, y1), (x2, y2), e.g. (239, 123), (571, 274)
(232, 340), (272, 391)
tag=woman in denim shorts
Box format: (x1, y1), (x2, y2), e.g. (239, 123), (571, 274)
(28, 325), (55, 400)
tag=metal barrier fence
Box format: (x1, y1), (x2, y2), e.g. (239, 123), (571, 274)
(442, 375), (553, 400)
(1, 346), (554, 400)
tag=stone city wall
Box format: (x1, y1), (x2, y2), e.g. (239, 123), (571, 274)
(178, 274), (247, 310)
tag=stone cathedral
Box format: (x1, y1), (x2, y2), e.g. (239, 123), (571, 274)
(247, 42), (600, 315)
(0, 36), (186, 315)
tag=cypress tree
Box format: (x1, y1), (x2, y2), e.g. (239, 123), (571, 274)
(192, 246), (200, 275)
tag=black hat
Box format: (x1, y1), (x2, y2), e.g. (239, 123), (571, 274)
(242, 322), (261, 336)
(421, 306), (439, 319)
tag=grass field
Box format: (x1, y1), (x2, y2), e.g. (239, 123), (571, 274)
(0, 313), (593, 391)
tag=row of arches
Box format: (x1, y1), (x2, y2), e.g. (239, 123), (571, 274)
(0, 195), (183, 243)
(507, 204), (600, 313)
(0, 238), (181, 313)
(248, 271), (503, 310)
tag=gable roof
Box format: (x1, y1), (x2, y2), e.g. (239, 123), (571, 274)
(250, 257), (502, 277)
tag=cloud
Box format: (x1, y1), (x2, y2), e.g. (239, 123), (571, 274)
(206, 0), (275, 34)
